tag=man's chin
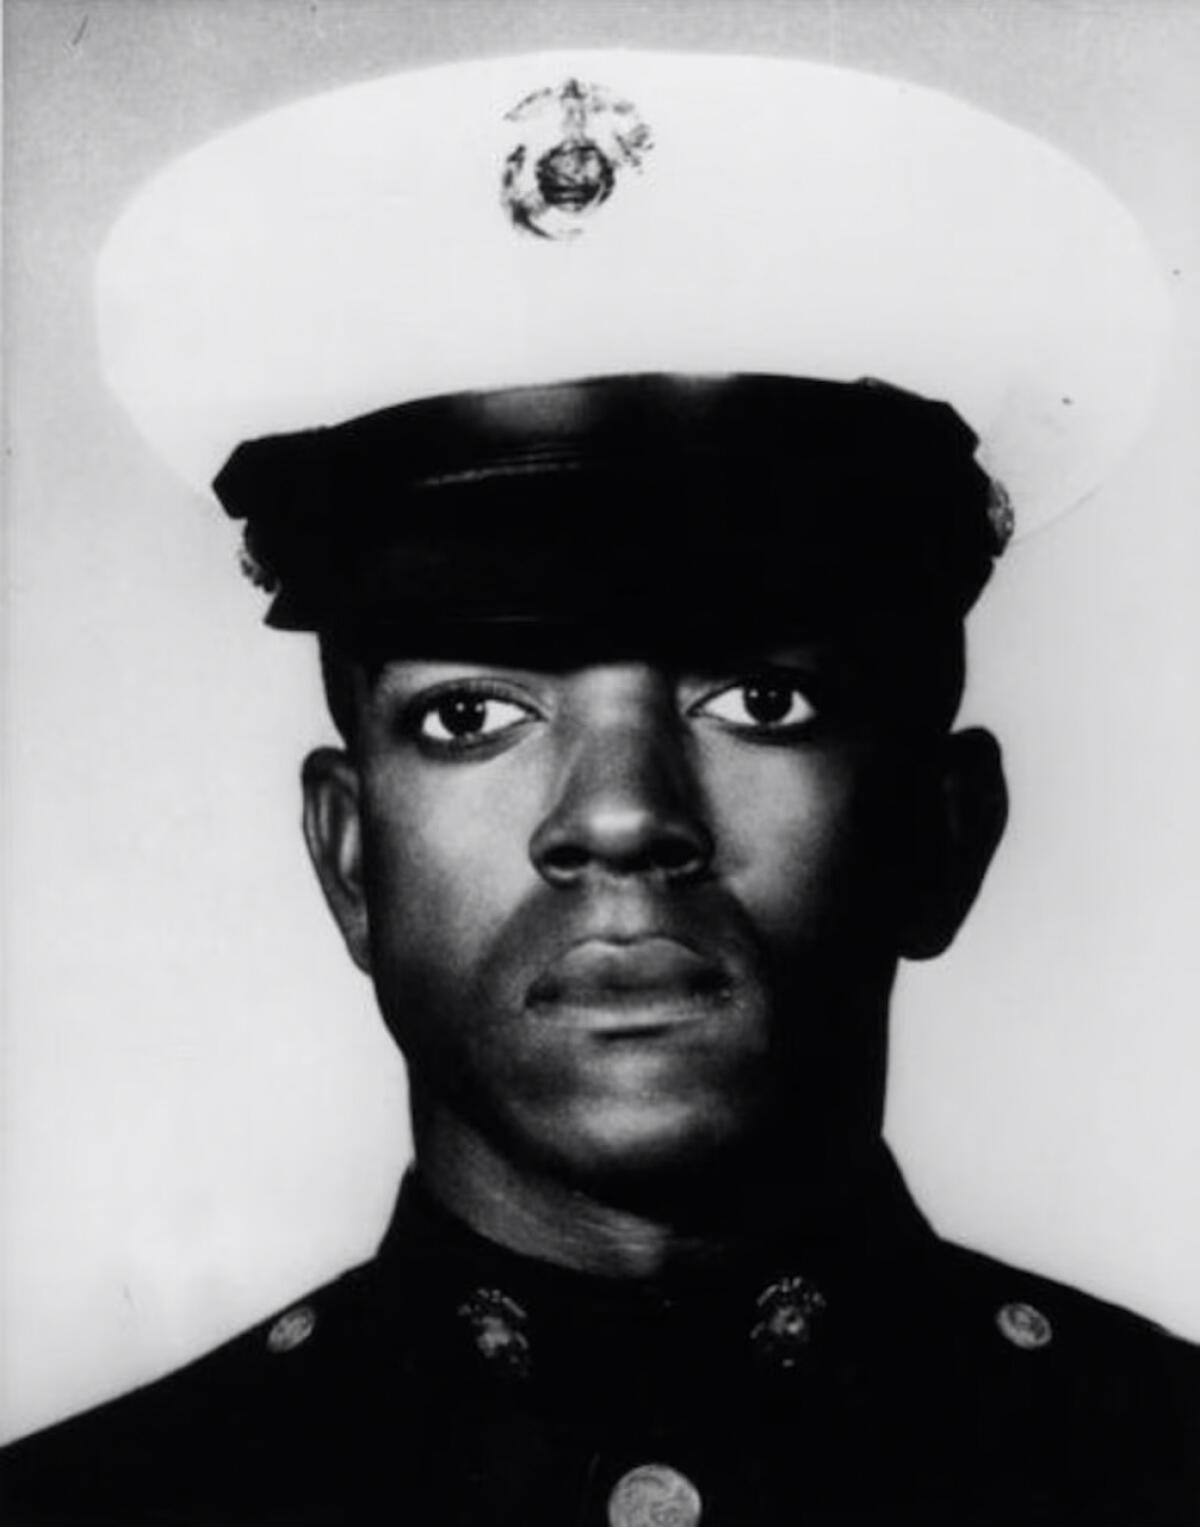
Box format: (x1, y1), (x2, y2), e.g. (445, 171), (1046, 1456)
(513, 1087), (771, 1200)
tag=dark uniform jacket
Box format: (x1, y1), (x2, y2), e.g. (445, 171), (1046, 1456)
(5, 1152), (1197, 1525)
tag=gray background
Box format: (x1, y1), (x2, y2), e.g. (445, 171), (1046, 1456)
(3, 0), (1198, 1442)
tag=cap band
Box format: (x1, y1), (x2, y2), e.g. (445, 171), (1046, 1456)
(214, 374), (998, 633)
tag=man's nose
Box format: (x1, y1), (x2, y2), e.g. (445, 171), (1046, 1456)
(530, 707), (713, 887)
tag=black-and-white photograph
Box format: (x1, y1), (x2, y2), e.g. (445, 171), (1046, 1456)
(3, 2), (1198, 1522)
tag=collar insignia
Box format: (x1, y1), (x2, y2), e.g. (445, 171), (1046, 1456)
(457, 1286), (533, 1379)
(750, 1274), (829, 1369)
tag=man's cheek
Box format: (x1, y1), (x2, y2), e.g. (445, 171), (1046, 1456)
(736, 859), (891, 969)
(361, 815), (467, 931)
(728, 817), (853, 920)
(374, 780), (527, 879)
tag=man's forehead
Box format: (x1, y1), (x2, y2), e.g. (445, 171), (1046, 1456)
(338, 611), (952, 683)
(354, 626), (833, 676)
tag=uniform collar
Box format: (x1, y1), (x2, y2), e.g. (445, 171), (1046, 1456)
(368, 1146), (940, 1408)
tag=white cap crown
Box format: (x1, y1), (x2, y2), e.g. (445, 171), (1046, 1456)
(98, 49), (1170, 534)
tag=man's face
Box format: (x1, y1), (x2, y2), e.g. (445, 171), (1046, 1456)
(307, 629), (982, 1199)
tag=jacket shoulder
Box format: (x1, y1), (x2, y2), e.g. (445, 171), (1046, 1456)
(2, 1262), (381, 1522)
(936, 1238), (1199, 1366)
(924, 1239), (1200, 1510)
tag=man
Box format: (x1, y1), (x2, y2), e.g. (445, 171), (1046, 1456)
(4, 49), (1196, 1526)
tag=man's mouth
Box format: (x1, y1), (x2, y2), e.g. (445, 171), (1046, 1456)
(526, 937), (732, 1025)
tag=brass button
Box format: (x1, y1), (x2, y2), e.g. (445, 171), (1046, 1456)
(996, 1300), (1053, 1350)
(266, 1303), (316, 1354)
(608, 1463), (703, 1527)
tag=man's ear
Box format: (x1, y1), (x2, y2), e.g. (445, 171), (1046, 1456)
(302, 747), (371, 974)
(898, 727), (1008, 961)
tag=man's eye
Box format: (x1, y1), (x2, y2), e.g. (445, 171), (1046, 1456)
(693, 679), (817, 732)
(416, 693), (534, 745)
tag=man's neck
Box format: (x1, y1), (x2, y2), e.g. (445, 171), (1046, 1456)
(412, 1113), (885, 1280)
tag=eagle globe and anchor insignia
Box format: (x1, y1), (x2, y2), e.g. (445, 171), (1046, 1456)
(502, 77), (653, 240)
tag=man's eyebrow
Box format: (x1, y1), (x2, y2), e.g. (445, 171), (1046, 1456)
(370, 657), (555, 684)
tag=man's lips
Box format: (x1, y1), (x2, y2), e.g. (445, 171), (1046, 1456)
(526, 937), (732, 1013)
